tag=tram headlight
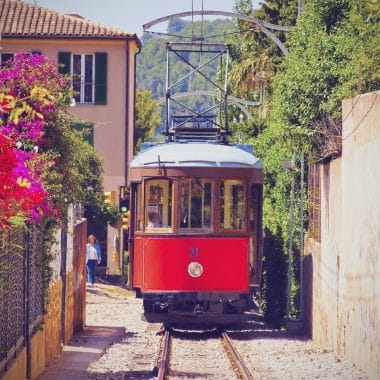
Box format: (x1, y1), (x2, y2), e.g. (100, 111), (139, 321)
(187, 262), (203, 278)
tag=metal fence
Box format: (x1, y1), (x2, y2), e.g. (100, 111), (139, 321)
(0, 225), (44, 373)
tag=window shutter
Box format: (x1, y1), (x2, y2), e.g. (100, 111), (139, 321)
(95, 52), (107, 105)
(58, 52), (71, 75)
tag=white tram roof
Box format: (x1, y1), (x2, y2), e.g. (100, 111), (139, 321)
(130, 142), (262, 169)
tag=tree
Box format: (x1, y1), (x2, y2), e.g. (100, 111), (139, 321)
(168, 19), (186, 34)
(135, 88), (161, 152)
(253, 0), (379, 321)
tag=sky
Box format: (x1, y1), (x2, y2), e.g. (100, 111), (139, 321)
(26, 0), (260, 37)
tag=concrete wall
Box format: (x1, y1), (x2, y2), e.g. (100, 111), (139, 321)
(305, 91), (380, 379)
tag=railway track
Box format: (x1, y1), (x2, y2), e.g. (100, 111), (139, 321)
(154, 327), (253, 380)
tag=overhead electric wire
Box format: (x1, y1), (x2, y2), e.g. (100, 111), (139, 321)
(144, 28), (251, 40)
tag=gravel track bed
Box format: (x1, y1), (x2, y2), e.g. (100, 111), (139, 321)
(226, 312), (368, 380)
(83, 283), (368, 379)
(85, 283), (162, 379)
(167, 330), (236, 379)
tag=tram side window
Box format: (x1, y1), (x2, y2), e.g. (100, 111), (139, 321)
(178, 179), (212, 229)
(135, 183), (143, 231)
(220, 180), (246, 230)
(145, 179), (172, 230)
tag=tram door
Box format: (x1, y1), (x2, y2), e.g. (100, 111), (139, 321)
(249, 184), (263, 286)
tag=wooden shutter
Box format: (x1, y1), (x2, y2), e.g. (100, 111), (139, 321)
(95, 52), (107, 105)
(58, 52), (71, 75)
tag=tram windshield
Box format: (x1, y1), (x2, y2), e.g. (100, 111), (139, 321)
(178, 178), (213, 229)
(220, 180), (246, 230)
(145, 179), (172, 230)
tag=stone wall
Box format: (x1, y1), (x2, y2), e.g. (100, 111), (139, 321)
(64, 270), (75, 344)
(29, 330), (45, 379)
(44, 280), (63, 364)
(305, 91), (380, 379)
(1, 217), (87, 380)
(0, 348), (26, 380)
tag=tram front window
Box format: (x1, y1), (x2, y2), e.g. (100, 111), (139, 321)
(220, 180), (246, 230)
(145, 179), (172, 231)
(178, 179), (212, 229)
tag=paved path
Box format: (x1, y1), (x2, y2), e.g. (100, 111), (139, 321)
(38, 325), (125, 379)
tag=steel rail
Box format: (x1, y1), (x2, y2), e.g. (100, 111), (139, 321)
(156, 330), (171, 380)
(221, 331), (254, 380)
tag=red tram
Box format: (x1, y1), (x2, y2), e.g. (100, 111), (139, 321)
(127, 134), (263, 325)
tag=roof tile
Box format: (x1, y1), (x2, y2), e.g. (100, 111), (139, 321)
(0, 0), (138, 39)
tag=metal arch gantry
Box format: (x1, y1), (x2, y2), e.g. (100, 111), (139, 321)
(156, 91), (264, 121)
(143, 10), (292, 121)
(143, 10), (293, 56)
(164, 42), (231, 139)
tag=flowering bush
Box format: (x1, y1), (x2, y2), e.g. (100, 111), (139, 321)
(1, 53), (117, 235)
(0, 54), (68, 229)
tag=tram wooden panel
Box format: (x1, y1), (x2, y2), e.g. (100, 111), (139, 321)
(133, 237), (143, 288)
(136, 237), (249, 292)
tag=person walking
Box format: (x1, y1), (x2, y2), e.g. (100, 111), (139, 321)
(86, 234), (102, 286)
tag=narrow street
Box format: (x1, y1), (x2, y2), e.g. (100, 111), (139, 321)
(39, 282), (367, 379)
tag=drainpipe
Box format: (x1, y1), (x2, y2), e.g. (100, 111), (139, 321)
(125, 39), (130, 183)
(24, 229), (31, 379)
(283, 154), (295, 320)
(300, 152), (305, 320)
(60, 208), (68, 343)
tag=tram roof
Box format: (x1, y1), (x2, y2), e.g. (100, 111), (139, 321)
(129, 142), (262, 169)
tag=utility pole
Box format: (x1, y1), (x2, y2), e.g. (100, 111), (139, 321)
(298, 0), (305, 17)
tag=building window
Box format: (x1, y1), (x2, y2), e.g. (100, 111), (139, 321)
(0, 53), (14, 67)
(72, 54), (95, 104)
(58, 52), (107, 105)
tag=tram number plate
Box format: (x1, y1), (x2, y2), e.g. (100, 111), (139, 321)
(189, 247), (199, 258)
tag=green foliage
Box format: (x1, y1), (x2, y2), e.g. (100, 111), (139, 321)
(135, 88), (161, 152)
(267, 0), (380, 161)
(39, 217), (59, 302)
(228, 0), (297, 101)
(251, 0), (379, 322)
(38, 105), (118, 227)
(260, 230), (287, 327)
(228, 0), (298, 325)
